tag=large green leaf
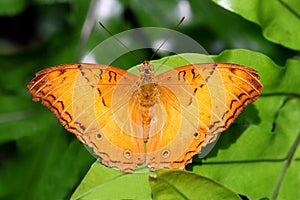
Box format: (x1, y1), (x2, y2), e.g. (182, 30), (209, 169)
(71, 163), (151, 200)
(213, 0), (300, 50)
(150, 170), (240, 200)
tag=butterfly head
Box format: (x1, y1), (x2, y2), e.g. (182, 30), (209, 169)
(139, 61), (155, 85)
(140, 61), (154, 74)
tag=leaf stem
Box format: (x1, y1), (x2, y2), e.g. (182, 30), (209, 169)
(272, 131), (300, 200)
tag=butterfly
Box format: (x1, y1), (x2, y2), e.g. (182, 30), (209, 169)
(27, 58), (262, 173)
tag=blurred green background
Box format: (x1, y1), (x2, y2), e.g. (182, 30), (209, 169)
(0, 0), (299, 199)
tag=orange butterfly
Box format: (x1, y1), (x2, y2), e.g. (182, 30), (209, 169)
(28, 59), (262, 173)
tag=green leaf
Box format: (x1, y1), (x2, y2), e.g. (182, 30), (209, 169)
(150, 170), (241, 200)
(0, 112), (94, 199)
(212, 0), (300, 50)
(0, 0), (26, 15)
(72, 163), (241, 200)
(71, 162), (151, 200)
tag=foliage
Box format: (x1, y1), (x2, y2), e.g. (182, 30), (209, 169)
(0, 0), (299, 199)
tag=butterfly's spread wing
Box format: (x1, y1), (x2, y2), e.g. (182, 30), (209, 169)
(28, 64), (145, 172)
(147, 63), (262, 169)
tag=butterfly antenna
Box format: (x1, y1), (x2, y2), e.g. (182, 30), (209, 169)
(149, 16), (185, 61)
(98, 21), (143, 63)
